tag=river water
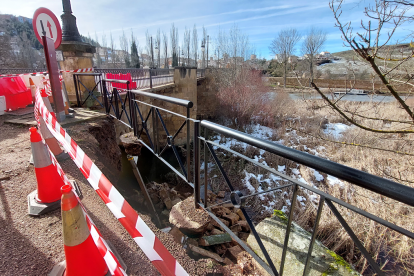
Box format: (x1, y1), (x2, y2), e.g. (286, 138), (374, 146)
(268, 92), (403, 102)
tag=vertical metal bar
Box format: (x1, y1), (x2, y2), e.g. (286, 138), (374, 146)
(73, 74), (80, 107)
(241, 207), (279, 276)
(150, 69), (153, 89)
(114, 88), (119, 119)
(279, 184), (298, 276)
(186, 107), (191, 183)
(101, 79), (108, 114)
(154, 108), (159, 154)
(204, 128), (209, 207)
(325, 200), (385, 276)
(151, 107), (157, 153)
(303, 195), (325, 276)
(194, 120), (200, 208)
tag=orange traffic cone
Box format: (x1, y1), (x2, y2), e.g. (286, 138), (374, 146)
(29, 77), (36, 104)
(28, 127), (64, 216)
(61, 184), (108, 276)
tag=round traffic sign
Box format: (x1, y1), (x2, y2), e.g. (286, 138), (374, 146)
(33, 7), (62, 49)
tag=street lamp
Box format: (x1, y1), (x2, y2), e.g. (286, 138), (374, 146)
(201, 39), (205, 69)
(154, 41), (159, 68)
(181, 49), (184, 66)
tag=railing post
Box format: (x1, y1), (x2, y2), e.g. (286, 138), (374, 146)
(128, 84), (137, 136)
(194, 120), (200, 208)
(114, 88), (119, 119)
(73, 74), (80, 107)
(204, 128), (209, 207)
(151, 107), (158, 154)
(186, 108), (191, 183)
(101, 79), (108, 114)
(149, 69), (153, 89)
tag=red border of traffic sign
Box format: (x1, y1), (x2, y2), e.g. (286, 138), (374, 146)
(33, 7), (62, 49)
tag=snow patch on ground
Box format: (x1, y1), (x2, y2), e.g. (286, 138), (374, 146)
(323, 123), (351, 139)
(312, 169), (324, 181)
(327, 175), (344, 187)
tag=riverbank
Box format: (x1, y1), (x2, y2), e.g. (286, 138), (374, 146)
(209, 95), (414, 275)
(0, 115), (221, 276)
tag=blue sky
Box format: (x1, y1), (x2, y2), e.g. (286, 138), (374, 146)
(1, 0), (413, 59)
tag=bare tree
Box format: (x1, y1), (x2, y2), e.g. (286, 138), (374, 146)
(109, 32), (118, 68)
(269, 28), (301, 88)
(156, 29), (161, 68)
(94, 32), (102, 68)
(170, 23), (179, 67)
(119, 30), (130, 68)
(183, 27), (191, 66)
(163, 32), (168, 68)
(101, 33), (108, 67)
(145, 30), (153, 68)
(315, 0), (414, 135)
(192, 24), (198, 67)
(302, 27), (326, 85)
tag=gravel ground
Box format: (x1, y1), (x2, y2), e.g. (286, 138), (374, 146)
(0, 115), (219, 276)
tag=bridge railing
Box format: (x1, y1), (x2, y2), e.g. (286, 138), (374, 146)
(95, 68), (174, 90)
(197, 69), (205, 78)
(96, 84), (414, 276)
(99, 79), (194, 184)
(193, 120), (414, 276)
(0, 68), (48, 75)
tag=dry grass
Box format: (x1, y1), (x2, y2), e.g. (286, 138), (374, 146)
(213, 75), (414, 273)
(274, 96), (414, 275)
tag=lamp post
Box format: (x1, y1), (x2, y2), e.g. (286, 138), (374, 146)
(181, 49), (184, 66)
(61, 0), (82, 41)
(201, 39), (205, 69)
(154, 41), (159, 68)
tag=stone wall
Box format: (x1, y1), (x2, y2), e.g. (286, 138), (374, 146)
(58, 41), (95, 102)
(196, 70), (218, 120)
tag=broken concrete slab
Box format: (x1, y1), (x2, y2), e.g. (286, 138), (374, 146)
(247, 214), (360, 276)
(169, 196), (210, 236)
(224, 245), (243, 263)
(189, 244), (224, 263)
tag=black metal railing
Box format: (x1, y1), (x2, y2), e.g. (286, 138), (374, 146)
(95, 82), (414, 276)
(197, 69), (206, 78)
(99, 79), (193, 184)
(73, 73), (104, 108)
(94, 68), (174, 90)
(101, 79), (131, 125)
(0, 68), (48, 75)
(194, 120), (414, 276)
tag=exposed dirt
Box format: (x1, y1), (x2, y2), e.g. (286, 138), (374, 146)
(0, 114), (220, 276)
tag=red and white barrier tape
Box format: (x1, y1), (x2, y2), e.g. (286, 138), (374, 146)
(34, 88), (188, 276)
(0, 68), (93, 77)
(34, 98), (127, 276)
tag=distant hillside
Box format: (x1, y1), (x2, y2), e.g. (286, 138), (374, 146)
(0, 14), (42, 50)
(332, 43), (413, 60)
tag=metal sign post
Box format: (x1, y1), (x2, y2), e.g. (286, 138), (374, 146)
(33, 7), (65, 121)
(42, 35), (66, 121)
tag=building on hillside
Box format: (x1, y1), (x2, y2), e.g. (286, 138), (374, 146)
(319, 51), (331, 58)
